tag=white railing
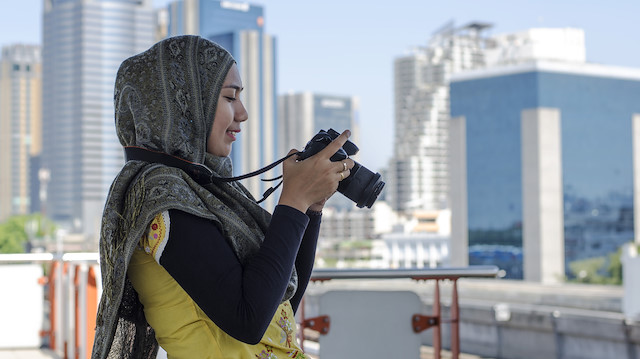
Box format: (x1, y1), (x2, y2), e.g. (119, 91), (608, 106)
(0, 253), (100, 359)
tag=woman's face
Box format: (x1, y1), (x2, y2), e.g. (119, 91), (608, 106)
(207, 63), (248, 157)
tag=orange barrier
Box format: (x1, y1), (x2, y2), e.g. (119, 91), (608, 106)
(74, 265), (98, 359)
(41, 260), (99, 359)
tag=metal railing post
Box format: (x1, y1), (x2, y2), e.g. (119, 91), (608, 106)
(451, 278), (460, 359)
(56, 260), (65, 355)
(75, 264), (87, 359)
(86, 265), (98, 358)
(433, 279), (441, 359)
(66, 263), (75, 359)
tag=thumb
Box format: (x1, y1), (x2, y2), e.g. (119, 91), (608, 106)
(285, 148), (301, 163)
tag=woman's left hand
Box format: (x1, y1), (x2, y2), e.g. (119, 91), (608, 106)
(308, 198), (328, 213)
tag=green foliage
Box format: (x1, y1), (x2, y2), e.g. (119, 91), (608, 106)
(569, 256), (607, 284)
(607, 248), (623, 285)
(0, 214), (56, 254)
(568, 246), (625, 285)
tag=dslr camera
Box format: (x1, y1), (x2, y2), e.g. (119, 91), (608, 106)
(298, 128), (385, 208)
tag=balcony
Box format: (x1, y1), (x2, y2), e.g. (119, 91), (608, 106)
(1, 253), (638, 359)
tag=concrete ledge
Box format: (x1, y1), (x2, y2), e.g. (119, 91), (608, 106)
(304, 278), (635, 359)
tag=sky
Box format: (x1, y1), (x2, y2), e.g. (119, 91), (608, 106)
(1, 0), (640, 172)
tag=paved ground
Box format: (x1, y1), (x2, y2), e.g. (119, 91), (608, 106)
(0, 349), (59, 359)
(420, 346), (490, 359)
(0, 346), (493, 359)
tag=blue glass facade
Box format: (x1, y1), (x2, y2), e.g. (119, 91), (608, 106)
(200, 2), (263, 37)
(167, 1), (278, 205)
(312, 95), (354, 134)
(313, 94), (356, 210)
(169, 0), (263, 38)
(451, 68), (640, 278)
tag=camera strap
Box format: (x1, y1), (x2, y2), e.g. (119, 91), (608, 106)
(124, 146), (299, 203)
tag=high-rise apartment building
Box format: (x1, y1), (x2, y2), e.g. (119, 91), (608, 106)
(167, 0), (278, 206)
(484, 27), (586, 66)
(0, 45), (41, 221)
(389, 22), (490, 214)
(450, 59), (640, 282)
(42, 0), (154, 236)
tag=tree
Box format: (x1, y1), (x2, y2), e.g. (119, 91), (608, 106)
(567, 245), (627, 285)
(0, 214), (56, 254)
(0, 217), (29, 253)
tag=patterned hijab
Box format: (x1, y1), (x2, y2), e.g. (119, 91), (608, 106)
(92, 35), (297, 359)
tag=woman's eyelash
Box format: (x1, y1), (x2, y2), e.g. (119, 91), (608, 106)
(225, 96), (236, 101)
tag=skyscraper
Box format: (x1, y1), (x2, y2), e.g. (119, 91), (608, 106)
(389, 22), (490, 214)
(42, 0), (154, 236)
(167, 0), (278, 206)
(450, 59), (640, 282)
(0, 44), (41, 221)
(278, 92), (359, 156)
(278, 92), (359, 210)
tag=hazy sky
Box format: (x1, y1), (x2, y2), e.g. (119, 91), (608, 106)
(1, 0), (639, 171)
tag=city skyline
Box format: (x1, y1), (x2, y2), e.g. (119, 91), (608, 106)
(2, 0), (640, 173)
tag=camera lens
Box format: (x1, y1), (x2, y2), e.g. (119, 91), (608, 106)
(337, 161), (386, 208)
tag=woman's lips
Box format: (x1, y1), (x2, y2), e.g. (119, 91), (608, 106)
(226, 130), (239, 140)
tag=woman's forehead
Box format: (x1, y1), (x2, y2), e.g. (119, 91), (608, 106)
(222, 64), (243, 89)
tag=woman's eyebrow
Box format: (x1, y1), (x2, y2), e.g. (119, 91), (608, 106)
(222, 84), (243, 91)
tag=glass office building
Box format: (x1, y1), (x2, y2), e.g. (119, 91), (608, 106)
(278, 92), (359, 210)
(449, 61), (640, 281)
(168, 0), (278, 207)
(278, 93), (358, 155)
(42, 0), (154, 236)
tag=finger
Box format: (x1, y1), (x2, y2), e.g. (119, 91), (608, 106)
(339, 169), (351, 181)
(318, 130), (351, 159)
(285, 148), (300, 163)
(335, 159), (355, 173)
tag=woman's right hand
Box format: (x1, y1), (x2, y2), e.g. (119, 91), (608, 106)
(278, 130), (355, 213)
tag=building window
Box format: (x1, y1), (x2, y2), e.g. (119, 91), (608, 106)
(25, 65), (31, 72)
(13, 64), (20, 71)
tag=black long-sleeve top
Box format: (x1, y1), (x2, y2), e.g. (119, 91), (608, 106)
(156, 205), (321, 344)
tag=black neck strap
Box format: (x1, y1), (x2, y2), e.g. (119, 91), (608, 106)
(124, 146), (217, 185)
(124, 146), (298, 185)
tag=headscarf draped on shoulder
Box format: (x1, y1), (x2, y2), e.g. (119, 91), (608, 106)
(91, 35), (297, 359)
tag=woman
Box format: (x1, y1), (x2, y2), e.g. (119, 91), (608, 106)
(92, 35), (354, 358)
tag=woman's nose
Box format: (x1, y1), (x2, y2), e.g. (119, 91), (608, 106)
(236, 102), (248, 122)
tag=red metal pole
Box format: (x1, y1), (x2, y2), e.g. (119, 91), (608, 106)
(451, 279), (460, 359)
(433, 279), (441, 359)
(86, 266), (98, 359)
(74, 266), (80, 359)
(48, 261), (58, 350)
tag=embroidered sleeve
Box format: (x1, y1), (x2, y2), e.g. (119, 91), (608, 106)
(141, 211), (171, 264)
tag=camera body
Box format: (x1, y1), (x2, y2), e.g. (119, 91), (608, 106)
(298, 128), (385, 208)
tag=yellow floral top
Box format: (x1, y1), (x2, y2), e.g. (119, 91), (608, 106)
(127, 212), (308, 359)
